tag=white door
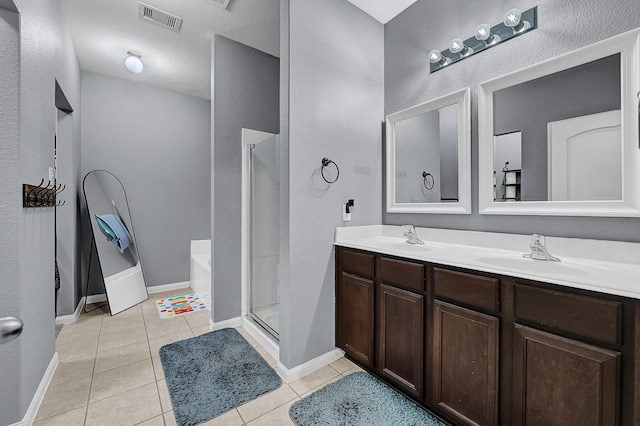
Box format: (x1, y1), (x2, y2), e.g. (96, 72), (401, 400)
(548, 110), (621, 201)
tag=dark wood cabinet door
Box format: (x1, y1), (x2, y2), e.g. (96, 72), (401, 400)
(432, 301), (499, 426)
(378, 283), (424, 398)
(336, 272), (375, 368)
(512, 324), (621, 426)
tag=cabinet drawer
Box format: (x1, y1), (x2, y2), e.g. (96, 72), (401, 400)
(342, 249), (375, 277)
(379, 257), (424, 292)
(433, 268), (500, 313)
(514, 284), (622, 346)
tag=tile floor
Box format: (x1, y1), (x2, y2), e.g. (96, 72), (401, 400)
(34, 288), (362, 426)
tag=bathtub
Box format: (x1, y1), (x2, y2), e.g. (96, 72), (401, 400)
(190, 240), (211, 306)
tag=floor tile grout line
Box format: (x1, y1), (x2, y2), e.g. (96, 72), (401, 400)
(86, 377), (159, 410)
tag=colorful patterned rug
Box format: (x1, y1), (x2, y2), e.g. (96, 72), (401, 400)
(155, 294), (208, 319)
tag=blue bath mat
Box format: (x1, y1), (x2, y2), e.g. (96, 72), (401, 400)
(159, 328), (281, 426)
(289, 372), (445, 426)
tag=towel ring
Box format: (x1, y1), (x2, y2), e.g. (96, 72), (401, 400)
(321, 158), (339, 184)
(422, 171), (434, 190)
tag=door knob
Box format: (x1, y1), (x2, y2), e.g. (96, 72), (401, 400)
(0, 316), (23, 344)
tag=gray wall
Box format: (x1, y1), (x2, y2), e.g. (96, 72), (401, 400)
(384, 0), (640, 242)
(0, 0), (81, 423)
(0, 6), (22, 423)
(280, 0), (384, 368)
(81, 72), (211, 292)
(211, 36), (279, 322)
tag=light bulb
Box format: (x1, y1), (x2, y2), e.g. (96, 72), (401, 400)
(504, 8), (530, 33)
(428, 49), (451, 66)
(125, 51), (144, 74)
(449, 38), (464, 53)
(504, 8), (522, 27)
(428, 49), (443, 64)
(449, 38), (474, 56)
(475, 24), (501, 45)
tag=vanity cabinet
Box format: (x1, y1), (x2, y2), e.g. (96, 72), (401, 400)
(336, 249), (375, 368)
(377, 283), (424, 397)
(511, 284), (623, 425)
(377, 256), (425, 398)
(512, 324), (620, 425)
(335, 245), (639, 426)
(432, 268), (500, 426)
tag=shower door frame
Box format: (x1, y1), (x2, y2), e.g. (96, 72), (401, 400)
(240, 129), (280, 354)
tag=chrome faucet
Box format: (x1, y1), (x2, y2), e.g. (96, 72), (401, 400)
(523, 234), (560, 262)
(403, 225), (425, 245)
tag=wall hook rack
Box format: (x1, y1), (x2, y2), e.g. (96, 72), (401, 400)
(23, 179), (64, 208)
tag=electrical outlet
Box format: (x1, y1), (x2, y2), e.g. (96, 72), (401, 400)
(343, 204), (352, 221)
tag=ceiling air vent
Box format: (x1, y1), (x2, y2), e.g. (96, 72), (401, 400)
(208, 0), (231, 10)
(138, 3), (183, 32)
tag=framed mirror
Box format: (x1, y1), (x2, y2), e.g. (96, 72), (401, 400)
(386, 87), (471, 214)
(83, 170), (148, 315)
(479, 29), (640, 216)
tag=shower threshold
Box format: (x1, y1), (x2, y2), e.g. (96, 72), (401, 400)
(249, 307), (279, 342)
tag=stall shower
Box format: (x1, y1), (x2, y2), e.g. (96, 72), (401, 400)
(242, 129), (280, 340)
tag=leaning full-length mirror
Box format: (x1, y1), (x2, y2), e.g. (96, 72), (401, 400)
(83, 170), (148, 315)
(386, 87), (471, 214)
(478, 28), (640, 216)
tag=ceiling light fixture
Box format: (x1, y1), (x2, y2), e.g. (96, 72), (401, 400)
(125, 51), (144, 74)
(429, 6), (537, 73)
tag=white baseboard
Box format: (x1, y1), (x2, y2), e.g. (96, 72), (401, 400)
(241, 317), (279, 361)
(277, 348), (345, 384)
(86, 294), (107, 304)
(9, 352), (59, 426)
(147, 281), (190, 294)
(55, 297), (86, 325)
(210, 316), (242, 331)
(84, 281), (191, 306)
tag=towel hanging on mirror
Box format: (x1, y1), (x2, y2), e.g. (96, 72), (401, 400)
(95, 214), (133, 253)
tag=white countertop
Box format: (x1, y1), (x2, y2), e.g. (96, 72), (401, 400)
(334, 225), (640, 300)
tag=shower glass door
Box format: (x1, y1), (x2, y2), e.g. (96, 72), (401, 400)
(250, 134), (279, 339)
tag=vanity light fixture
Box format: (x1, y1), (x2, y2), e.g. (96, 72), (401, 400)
(125, 51), (144, 74)
(429, 6), (537, 73)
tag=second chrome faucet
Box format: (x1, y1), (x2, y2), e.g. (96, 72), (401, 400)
(403, 225), (425, 245)
(523, 234), (560, 261)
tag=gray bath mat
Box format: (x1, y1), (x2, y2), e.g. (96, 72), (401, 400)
(289, 371), (445, 426)
(159, 327), (281, 426)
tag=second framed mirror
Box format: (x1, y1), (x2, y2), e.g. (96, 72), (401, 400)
(386, 87), (471, 214)
(478, 29), (640, 217)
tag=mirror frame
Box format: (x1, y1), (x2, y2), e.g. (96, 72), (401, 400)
(478, 29), (640, 217)
(386, 87), (471, 214)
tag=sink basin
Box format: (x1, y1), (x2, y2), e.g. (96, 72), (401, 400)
(475, 255), (591, 276)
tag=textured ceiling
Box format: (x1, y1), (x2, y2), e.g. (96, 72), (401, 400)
(60, 0), (280, 99)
